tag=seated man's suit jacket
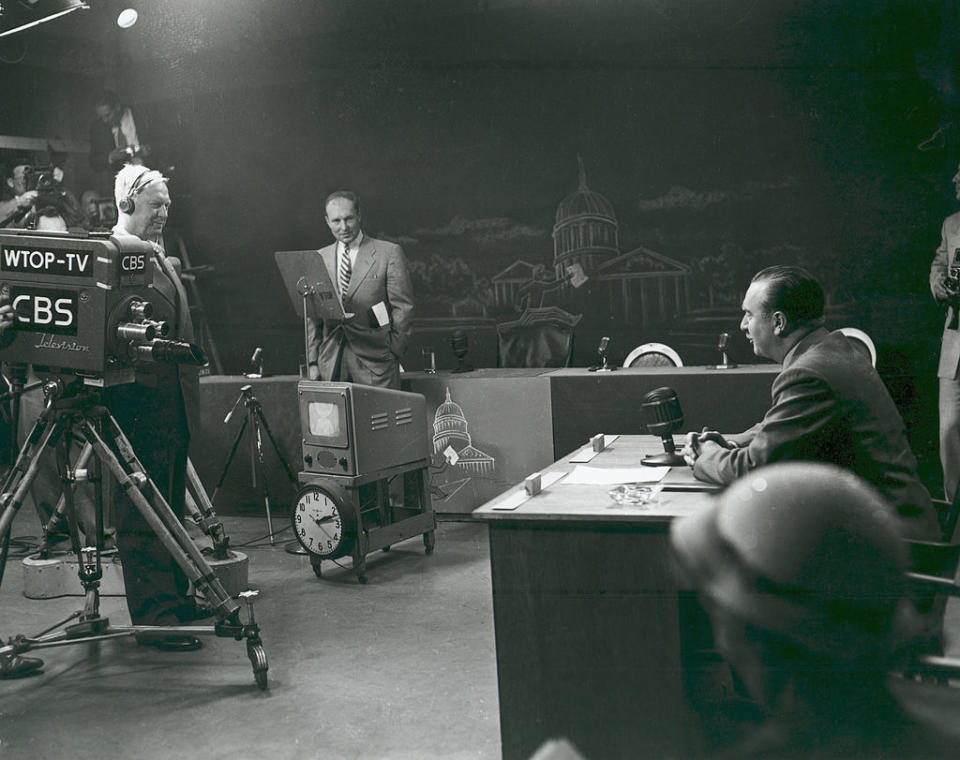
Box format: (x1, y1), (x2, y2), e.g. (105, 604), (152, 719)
(693, 328), (939, 540)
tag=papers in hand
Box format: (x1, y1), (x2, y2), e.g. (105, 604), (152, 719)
(560, 465), (670, 486)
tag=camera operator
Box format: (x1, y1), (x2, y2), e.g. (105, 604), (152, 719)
(931, 161), (960, 508)
(90, 90), (149, 175)
(100, 164), (207, 650)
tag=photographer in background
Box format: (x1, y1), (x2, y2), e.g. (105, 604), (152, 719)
(0, 164), (83, 230)
(89, 90), (149, 175)
(931, 160), (960, 508)
(0, 164), (38, 227)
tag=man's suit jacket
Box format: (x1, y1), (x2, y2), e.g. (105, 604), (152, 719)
(306, 235), (414, 381)
(930, 209), (960, 380)
(694, 328), (938, 540)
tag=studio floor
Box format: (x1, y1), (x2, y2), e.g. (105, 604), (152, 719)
(0, 512), (500, 760)
(4, 509), (960, 760)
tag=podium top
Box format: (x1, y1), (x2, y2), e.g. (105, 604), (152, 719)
(274, 249), (350, 321)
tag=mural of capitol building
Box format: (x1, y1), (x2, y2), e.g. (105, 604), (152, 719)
(431, 388), (495, 475)
(493, 157), (692, 329)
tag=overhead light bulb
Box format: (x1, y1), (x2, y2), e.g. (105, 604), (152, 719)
(117, 8), (137, 28)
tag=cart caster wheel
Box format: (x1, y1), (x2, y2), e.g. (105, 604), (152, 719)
(357, 574), (367, 584)
(424, 531), (435, 555)
(310, 558), (323, 578)
(382, 546), (391, 552)
(247, 641), (269, 691)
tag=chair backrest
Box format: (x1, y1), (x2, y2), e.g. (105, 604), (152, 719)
(496, 307), (581, 368)
(834, 327), (877, 367)
(904, 539), (960, 653)
(623, 342), (683, 368)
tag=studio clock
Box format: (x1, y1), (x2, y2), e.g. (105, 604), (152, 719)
(291, 483), (358, 561)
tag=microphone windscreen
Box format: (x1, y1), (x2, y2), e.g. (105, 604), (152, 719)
(640, 386), (684, 435)
(451, 330), (468, 353)
(718, 332), (729, 350)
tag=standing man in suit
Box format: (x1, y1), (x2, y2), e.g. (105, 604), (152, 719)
(107, 163), (206, 649)
(931, 161), (960, 506)
(306, 191), (414, 389)
(681, 265), (938, 541)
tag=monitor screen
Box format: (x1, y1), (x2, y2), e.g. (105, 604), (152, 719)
(308, 400), (341, 438)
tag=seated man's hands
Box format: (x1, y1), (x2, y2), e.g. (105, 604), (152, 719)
(681, 429), (735, 467)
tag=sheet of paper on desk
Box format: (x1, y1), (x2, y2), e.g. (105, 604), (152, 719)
(561, 465), (670, 485)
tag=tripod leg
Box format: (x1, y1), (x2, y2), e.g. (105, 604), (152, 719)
(254, 407), (297, 484)
(78, 416), (241, 622)
(248, 411), (275, 544)
(0, 412), (65, 545)
(211, 416), (249, 503)
(185, 457), (230, 558)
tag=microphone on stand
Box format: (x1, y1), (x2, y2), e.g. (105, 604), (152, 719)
(715, 332), (737, 369)
(246, 347), (264, 378)
(450, 329), (473, 373)
(588, 336), (617, 372)
(640, 386), (686, 466)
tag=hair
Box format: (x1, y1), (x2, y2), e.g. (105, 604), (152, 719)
(113, 164), (166, 208)
(750, 265), (825, 325)
(324, 190), (360, 214)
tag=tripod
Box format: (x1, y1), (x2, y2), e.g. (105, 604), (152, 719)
(0, 377), (268, 689)
(212, 384), (296, 545)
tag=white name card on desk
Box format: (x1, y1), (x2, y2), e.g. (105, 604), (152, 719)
(561, 465), (670, 486)
(490, 470), (567, 510)
(569, 434), (620, 463)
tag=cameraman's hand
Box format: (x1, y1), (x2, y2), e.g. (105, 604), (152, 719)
(16, 190), (37, 209)
(307, 364), (320, 381)
(0, 300), (14, 334)
(935, 278), (960, 304)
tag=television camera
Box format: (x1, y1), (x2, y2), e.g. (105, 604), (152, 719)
(0, 229), (268, 688)
(0, 229), (205, 385)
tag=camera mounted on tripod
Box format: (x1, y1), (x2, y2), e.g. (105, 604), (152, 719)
(0, 229), (206, 387)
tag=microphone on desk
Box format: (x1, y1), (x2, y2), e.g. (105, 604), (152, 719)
(640, 386), (686, 466)
(450, 329), (473, 373)
(715, 332), (737, 369)
(246, 347), (264, 379)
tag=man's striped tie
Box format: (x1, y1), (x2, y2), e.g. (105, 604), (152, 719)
(339, 245), (352, 297)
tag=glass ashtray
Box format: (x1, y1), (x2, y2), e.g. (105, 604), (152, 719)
(608, 483), (663, 508)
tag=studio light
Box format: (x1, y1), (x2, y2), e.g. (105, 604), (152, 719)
(116, 7), (137, 28)
(0, 0), (88, 38)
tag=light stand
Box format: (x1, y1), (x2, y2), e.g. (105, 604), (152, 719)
(211, 384), (296, 545)
(0, 378), (268, 688)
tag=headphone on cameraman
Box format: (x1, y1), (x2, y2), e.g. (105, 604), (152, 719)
(118, 168), (163, 214)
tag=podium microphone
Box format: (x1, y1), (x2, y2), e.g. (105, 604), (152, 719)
(715, 332), (737, 369)
(246, 347), (264, 379)
(640, 386), (686, 466)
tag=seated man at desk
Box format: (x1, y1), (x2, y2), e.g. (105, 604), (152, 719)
(670, 463), (960, 759)
(681, 265), (938, 541)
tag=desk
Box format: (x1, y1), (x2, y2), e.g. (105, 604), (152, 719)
(473, 436), (715, 760)
(403, 364), (778, 514)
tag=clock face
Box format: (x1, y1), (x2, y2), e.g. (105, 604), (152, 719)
(293, 487), (344, 557)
